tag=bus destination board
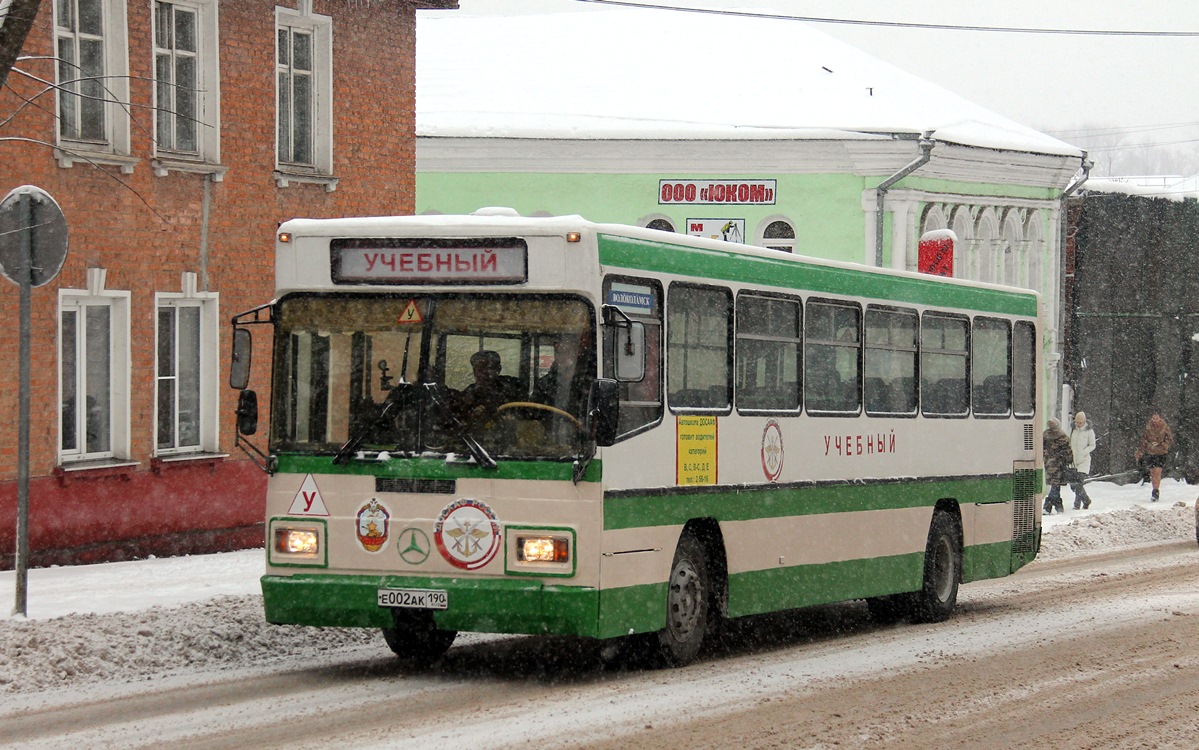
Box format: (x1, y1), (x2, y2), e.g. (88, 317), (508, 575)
(331, 238), (527, 285)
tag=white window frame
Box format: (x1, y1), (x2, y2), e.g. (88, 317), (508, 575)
(52, 0), (135, 172)
(639, 213), (676, 233)
(58, 268), (132, 464)
(274, 4), (334, 187)
(150, 0), (224, 178)
(755, 215), (797, 253)
(154, 272), (220, 455)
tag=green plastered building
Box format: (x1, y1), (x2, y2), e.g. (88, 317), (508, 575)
(415, 3), (1087, 413)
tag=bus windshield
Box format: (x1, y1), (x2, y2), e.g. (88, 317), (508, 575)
(271, 293), (596, 462)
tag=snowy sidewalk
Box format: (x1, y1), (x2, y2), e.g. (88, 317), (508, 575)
(1, 549), (262, 621)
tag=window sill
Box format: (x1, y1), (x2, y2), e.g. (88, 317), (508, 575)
(274, 169), (338, 192)
(151, 452), (229, 475)
(54, 147), (139, 174)
(152, 158), (228, 181)
(53, 459), (140, 486)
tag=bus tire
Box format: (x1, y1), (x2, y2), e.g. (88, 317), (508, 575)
(381, 609), (457, 665)
(911, 510), (961, 624)
(656, 532), (712, 667)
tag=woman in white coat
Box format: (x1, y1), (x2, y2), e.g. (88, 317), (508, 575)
(1069, 411), (1097, 509)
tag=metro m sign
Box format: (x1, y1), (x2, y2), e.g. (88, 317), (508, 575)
(918, 229), (956, 277)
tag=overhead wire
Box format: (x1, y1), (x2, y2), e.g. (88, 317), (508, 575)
(1045, 122), (1199, 138)
(578, 0), (1199, 36)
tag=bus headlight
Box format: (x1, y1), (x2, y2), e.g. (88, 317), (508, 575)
(277, 527), (319, 555)
(507, 528), (575, 576)
(269, 519), (326, 566)
(518, 535), (570, 563)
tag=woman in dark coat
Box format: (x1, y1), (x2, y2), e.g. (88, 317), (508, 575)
(1043, 418), (1073, 515)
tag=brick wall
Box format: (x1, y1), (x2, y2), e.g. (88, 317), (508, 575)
(0, 0), (424, 563)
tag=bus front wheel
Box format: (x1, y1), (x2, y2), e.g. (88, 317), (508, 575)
(656, 533), (712, 666)
(382, 609), (457, 665)
(911, 510), (961, 623)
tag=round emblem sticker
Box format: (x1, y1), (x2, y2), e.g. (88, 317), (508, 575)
(356, 498), (391, 553)
(397, 527), (431, 565)
(761, 419), (784, 482)
(434, 498), (502, 570)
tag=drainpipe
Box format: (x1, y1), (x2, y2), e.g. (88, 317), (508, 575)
(875, 133), (935, 267)
(1062, 155), (1091, 199)
(1057, 155), (1091, 422)
(200, 173), (212, 291)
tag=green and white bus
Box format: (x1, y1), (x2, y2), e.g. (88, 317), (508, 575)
(229, 210), (1042, 666)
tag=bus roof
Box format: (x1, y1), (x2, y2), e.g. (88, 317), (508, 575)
(277, 212), (1041, 314)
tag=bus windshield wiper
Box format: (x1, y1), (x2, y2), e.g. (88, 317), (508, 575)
(332, 394), (405, 464)
(332, 383), (420, 465)
(422, 384), (497, 470)
(333, 409), (384, 465)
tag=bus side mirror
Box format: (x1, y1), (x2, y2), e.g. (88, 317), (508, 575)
(230, 328), (252, 390)
(236, 389), (259, 436)
(614, 321), (645, 382)
(589, 378), (620, 446)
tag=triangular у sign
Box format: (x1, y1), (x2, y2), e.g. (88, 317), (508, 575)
(287, 474), (330, 516)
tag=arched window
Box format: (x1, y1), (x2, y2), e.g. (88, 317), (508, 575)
(761, 219), (796, 253)
(1024, 212), (1044, 295)
(921, 205), (948, 234)
(1000, 209), (1023, 287)
(950, 206), (973, 280)
(645, 218), (675, 232)
(975, 208), (1000, 283)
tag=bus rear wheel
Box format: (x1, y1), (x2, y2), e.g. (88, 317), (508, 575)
(911, 510), (961, 623)
(382, 609), (457, 665)
(655, 533), (712, 667)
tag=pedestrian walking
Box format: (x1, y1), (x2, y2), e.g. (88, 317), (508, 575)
(1043, 418), (1073, 515)
(1135, 409), (1173, 502)
(1069, 411), (1096, 509)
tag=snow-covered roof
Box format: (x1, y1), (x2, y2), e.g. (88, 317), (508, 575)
(416, 4), (1084, 158)
(1084, 176), (1199, 202)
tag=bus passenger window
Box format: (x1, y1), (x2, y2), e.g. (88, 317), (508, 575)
(921, 314), (969, 417)
(1013, 322), (1036, 418)
(972, 317), (1012, 417)
(864, 307), (918, 416)
(668, 284), (732, 412)
(736, 294), (801, 413)
(603, 277), (664, 438)
(804, 300), (861, 415)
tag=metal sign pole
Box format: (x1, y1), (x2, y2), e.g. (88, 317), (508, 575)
(13, 193), (31, 617)
(0, 186), (68, 618)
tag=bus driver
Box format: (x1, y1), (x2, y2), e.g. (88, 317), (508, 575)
(456, 350), (523, 422)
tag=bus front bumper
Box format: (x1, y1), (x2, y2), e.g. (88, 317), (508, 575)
(261, 574), (600, 637)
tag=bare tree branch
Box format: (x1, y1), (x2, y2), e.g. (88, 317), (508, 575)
(0, 0), (42, 90)
(0, 135), (175, 224)
(1, 2), (212, 225)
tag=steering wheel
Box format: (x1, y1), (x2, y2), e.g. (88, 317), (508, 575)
(495, 401), (583, 430)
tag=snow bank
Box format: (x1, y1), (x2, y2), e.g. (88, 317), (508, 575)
(0, 597), (376, 694)
(1037, 503), (1193, 560)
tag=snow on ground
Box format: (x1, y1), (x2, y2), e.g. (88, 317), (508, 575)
(0, 479), (1195, 695)
(1, 548), (264, 622)
(1037, 477), (1196, 559)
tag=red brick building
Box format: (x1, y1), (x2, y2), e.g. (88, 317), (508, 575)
(0, 0), (456, 567)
